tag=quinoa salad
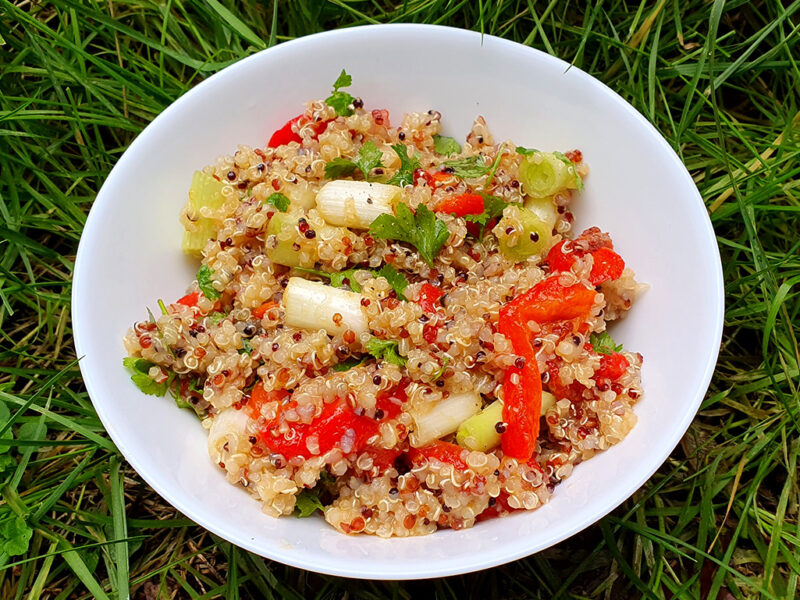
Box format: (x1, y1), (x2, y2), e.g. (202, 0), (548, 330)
(123, 71), (645, 537)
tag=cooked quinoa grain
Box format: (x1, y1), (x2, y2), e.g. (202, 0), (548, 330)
(123, 73), (644, 537)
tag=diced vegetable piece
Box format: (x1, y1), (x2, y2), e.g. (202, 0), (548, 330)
(518, 152), (580, 197)
(408, 440), (468, 469)
(182, 219), (217, 256)
(182, 171), (228, 256)
(268, 115), (303, 147)
(265, 213), (313, 268)
(410, 391), (481, 447)
(316, 180), (401, 229)
(283, 277), (368, 337)
(456, 400), (503, 452)
(523, 195), (558, 231)
(497, 205), (552, 262)
(541, 390), (557, 414)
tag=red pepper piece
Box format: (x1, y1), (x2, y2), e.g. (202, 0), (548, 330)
(435, 193), (484, 217)
(498, 276), (597, 461)
(252, 301), (278, 319)
(268, 115), (303, 147)
(176, 292), (199, 307)
(247, 383), (288, 420)
(375, 382), (408, 421)
(502, 276), (597, 325)
(589, 247), (625, 285)
(595, 353), (630, 381)
(408, 440), (468, 470)
(546, 229), (624, 286)
(417, 283), (445, 313)
(476, 491), (519, 522)
(423, 323), (440, 344)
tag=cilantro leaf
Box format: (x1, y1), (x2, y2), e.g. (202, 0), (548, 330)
(207, 311), (228, 325)
(1, 516), (33, 556)
(325, 69), (355, 117)
(324, 141), (384, 182)
(590, 331), (624, 355)
(239, 338), (253, 355)
(123, 357), (168, 397)
(294, 267), (364, 293)
(369, 203), (449, 267)
(433, 134), (461, 156)
(443, 155), (490, 179)
(332, 356), (369, 372)
(366, 337), (406, 367)
(464, 195), (509, 236)
(293, 474), (335, 518)
(516, 146), (539, 156)
(388, 144), (421, 187)
(196, 265), (221, 301)
(354, 140), (384, 181)
(377, 264), (409, 301)
(266, 192), (290, 212)
(324, 157), (358, 180)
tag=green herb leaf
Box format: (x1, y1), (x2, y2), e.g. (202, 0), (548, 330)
(157, 299), (168, 315)
(207, 311), (228, 325)
(324, 141), (384, 182)
(464, 195), (509, 236)
(1, 516), (33, 556)
(239, 338), (253, 355)
(377, 264), (409, 301)
(388, 144), (421, 187)
(354, 140), (384, 181)
(295, 267), (364, 293)
(122, 357), (168, 397)
(325, 69), (355, 117)
(484, 144), (506, 189)
(324, 157), (358, 180)
(266, 192), (290, 212)
(516, 146), (538, 156)
(196, 265), (221, 301)
(432, 356), (450, 382)
(293, 476), (333, 518)
(366, 337), (406, 367)
(369, 203), (449, 267)
(443, 155), (489, 179)
(332, 356), (369, 372)
(590, 331), (623, 355)
(433, 134), (461, 156)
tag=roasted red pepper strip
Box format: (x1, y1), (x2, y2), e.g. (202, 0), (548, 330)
(435, 193), (484, 217)
(408, 440), (468, 470)
(253, 381), (407, 458)
(417, 283), (445, 313)
(546, 233), (625, 286)
(498, 277), (597, 461)
(268, 115), (303, 147)
(176, 292), (199, 307)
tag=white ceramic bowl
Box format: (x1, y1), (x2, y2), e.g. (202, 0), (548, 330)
(73, 24), (724, 579)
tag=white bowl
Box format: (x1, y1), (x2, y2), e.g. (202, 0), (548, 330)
(73, 24), (723, 579)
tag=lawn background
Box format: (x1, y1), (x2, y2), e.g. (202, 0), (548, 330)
(1, 0), (799, 598)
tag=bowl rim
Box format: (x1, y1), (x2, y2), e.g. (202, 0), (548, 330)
(72, 23), (725, 579)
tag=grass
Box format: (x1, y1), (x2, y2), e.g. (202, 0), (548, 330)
(0, 0), (798, 597)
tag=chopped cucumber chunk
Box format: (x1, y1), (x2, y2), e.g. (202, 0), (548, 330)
(519, 152), (580, 197)
(497, 206), (551, 262)
(265, 213), (314, 268)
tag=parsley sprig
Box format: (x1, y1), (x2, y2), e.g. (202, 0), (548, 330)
(369, 203), (449, 267)
(123, 357), (171, 396)
(325, 69), (355, 117)
(265, 192), (290, 212)
(442, 155), (489, 179)
(387, 144), (421, 187)
(464, 195), (509, 236)
(196, 265), (221, 300)
(296, 264), (409, 299)
(590, 331), (624, 355)
(433, 134), (461, 156)
(365, 337), (406, 366)
(324, 140), (384, 181)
